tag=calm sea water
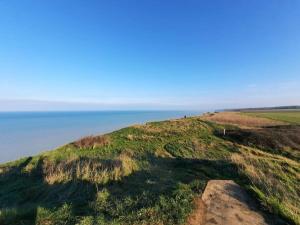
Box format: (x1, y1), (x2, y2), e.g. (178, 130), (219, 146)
(0, 111), (202, 163)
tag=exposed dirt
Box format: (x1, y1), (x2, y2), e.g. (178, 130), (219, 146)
(187, 180), (271, 225)
(186, 197), (206, 225)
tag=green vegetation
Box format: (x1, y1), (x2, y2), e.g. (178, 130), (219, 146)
(244, 111), (300, 124)
(0, 114), (299, 225)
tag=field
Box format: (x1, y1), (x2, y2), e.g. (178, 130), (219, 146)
(244, 111), (300, 125)
(201, 111), (284, 127)
(0, 112), (299, 225)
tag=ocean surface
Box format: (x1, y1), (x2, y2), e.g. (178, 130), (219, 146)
(0, 111), (202, 163)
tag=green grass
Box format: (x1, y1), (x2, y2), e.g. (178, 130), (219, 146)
(244, 111), (300, 124)
(0, 116), (299, 224)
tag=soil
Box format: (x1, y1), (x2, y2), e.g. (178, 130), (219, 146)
(187, 180), (270, 225)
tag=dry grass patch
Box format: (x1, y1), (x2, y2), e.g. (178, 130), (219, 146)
(154, 148), (173, 158)
(72, 135), (111, 149)
(191, 139), (208, 152)
(0, 167), (9, 175)
(43, 153), (137, 185)
(126, 133), (157, 142)
(202, 112), (284, 128)
(231, 148), (300, 224)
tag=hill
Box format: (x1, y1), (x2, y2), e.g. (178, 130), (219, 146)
(0, 112), (299, 225)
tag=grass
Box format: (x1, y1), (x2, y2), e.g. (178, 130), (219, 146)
(220, 125), (300, 161)
(202, 111), (283, 127)
(0, 114), (299, 224)
(244, 111), (300, 125)
(231, 147), (300, 223)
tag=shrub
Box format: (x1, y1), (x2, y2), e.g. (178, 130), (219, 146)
(35, 203), (74, 225)
(72, 136), (110, 149)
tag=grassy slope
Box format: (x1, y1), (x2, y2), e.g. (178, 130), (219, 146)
(0, 114), (299, 225)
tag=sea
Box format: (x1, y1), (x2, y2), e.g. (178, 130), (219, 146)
(0, 111), (202, 163)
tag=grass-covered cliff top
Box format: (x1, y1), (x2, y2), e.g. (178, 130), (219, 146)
(0, 111), (299, 225)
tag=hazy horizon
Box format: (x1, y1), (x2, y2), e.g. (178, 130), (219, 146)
(0, 99), (299, 112)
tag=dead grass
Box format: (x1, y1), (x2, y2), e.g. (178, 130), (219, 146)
(43, 153), (137, 185)
(126, 134), (156, 141)
(202, 112), (284, 128)
(154, 148), (173, 158)
(0, 167), (8, 175)
(191, 139), (207, 152)
(127, 134), (134, 141)
(72, 135), (110, 149)
(231, 148), (300, 224)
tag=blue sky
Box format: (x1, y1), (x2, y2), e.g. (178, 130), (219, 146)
(0, 0), (299, 111)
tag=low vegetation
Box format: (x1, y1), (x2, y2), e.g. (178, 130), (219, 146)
(244, 111), (300, 125)
(220, 125), (300, 160)
(72, 135), (111, 149)
(231, 148), (299, 223)
(201, 111), (285, 127)
(0, 111), (299, 224)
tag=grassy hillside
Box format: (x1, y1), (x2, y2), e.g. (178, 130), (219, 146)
(0, 113), (299, 225)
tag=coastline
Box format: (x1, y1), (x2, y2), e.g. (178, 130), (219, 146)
(0, 110), (202, 163)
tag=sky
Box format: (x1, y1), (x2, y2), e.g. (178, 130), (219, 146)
(0, 0), (299, 111)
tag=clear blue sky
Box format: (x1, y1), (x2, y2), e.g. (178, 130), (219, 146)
(0, 0), (299, 111)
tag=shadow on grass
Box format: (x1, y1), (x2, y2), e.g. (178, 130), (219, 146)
(214, 125), (300, 161)
(0, 154), (261, 225)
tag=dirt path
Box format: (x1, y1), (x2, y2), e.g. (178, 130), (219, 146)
(187, 180), (268, 225)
